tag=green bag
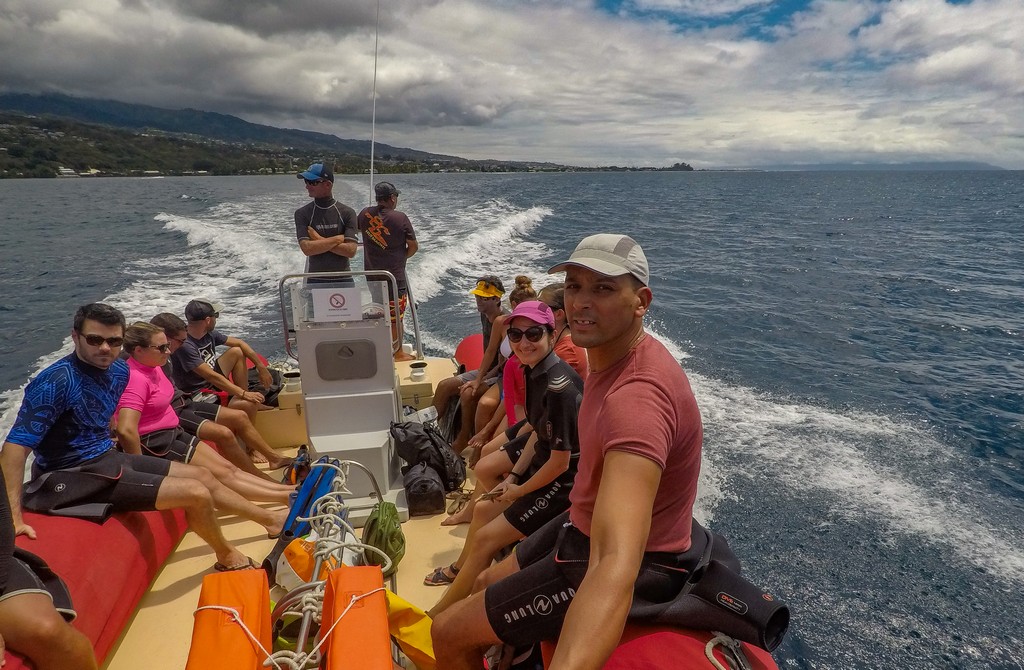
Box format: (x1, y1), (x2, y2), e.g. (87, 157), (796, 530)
(361, 501), (406, 577)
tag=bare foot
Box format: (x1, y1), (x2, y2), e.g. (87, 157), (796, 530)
(249, 448), (269, 465)
(265, 510), (288, 539)
(267, 456), (294, 471)
(394, 351), (416, 362)
(441, 505), (473, 526)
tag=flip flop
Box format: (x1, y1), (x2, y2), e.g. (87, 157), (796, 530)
(213, 557), (258, 572)
(446, 490), (471, 515)
(423, 563), (459, 586)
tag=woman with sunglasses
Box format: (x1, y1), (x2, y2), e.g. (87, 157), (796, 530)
(114, 323), (294, 508)
(426, 301), (584, 616)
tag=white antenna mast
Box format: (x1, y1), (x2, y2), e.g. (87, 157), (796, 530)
(368, 0), (381, 204)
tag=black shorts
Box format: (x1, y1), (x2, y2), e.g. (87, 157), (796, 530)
(0, 549), (76, 622)
(485, 512), (702, 647)
(499, 431), (531, 464)
(26, 449), (171, 515)
(176, 400), (221, 435)
(485, 511), (573, 646)
(504, 476), (572, 536)
(139, 427), (199, 463)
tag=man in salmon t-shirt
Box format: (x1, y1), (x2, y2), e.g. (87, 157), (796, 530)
(433, 234), (703, 669)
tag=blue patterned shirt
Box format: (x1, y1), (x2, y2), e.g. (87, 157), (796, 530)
(6, 353), (128, 471)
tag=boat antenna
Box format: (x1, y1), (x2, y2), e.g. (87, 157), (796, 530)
(368, 0), (380, 204)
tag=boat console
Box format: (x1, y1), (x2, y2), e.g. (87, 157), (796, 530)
(277, 272), (454, 524)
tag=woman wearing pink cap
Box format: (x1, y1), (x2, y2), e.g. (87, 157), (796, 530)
(426, 300), (584, 617)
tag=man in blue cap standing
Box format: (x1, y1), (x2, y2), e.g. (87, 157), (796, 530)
(294, 162), (358, 286)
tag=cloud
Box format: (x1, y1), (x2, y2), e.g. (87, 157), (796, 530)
(1, 0), (1022, 168)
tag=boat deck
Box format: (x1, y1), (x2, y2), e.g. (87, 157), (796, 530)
(102, 496), (468, 669)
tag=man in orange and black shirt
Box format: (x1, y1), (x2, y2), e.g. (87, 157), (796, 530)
(358, 181), (419, 360)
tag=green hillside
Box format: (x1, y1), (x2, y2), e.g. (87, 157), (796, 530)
(0, 93), (571, 178)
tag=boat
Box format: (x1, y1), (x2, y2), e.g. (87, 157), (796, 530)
(4, 12), (782, 669)
(4, 268), (784, 670)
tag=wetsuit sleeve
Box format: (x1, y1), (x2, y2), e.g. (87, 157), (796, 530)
(342, 206), (359, 242)
(5, 367), (72, 450)
(544, 367), (583, 453)
(295, 208), (310, 241)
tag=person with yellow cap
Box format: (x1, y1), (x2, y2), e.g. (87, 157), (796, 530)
(431, 276), (509, 452)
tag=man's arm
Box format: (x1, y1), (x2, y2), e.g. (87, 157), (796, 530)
(406, 238), (419, 258)
(329, 209), (360, 258)
(223, 336), (273, 389)
(327, 238), (358, 258)
(0, 443), (34, 539)
(549, 450), (662, 670)
(464, 314), (506, 394)
(114, 408), (143, 455)
(190, 362), (264, 404)
(298, 235), (343, 257)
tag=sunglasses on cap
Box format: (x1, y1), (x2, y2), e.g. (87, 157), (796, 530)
(81, 334), (124, 347)
(507, 326), (547, 343)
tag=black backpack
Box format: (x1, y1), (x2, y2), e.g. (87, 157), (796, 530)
(247, 367), (283, 407)
(390, 421), (466, 493)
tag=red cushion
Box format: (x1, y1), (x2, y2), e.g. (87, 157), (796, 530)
(455, 333), (485, 372)
(540, 624), (779, 669)
(4, 508), (188, 669)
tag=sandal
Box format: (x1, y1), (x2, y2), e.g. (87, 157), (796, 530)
(446, 489), (471, 515)
(423, 563), (460, 586)
(213, 557), (258, 572)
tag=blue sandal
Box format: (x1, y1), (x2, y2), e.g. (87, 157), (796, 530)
(423, 563), (459, 586)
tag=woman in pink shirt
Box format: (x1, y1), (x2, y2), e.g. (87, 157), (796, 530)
(115, 322), (293, 505)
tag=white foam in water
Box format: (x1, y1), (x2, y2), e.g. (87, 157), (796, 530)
(693, 374), (1024, 585)
(408, 199), (553, 303)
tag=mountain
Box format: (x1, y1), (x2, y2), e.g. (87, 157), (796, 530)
(0, 92), (566, 171)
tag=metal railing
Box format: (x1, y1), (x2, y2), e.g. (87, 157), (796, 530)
(276, 270), (424, 362)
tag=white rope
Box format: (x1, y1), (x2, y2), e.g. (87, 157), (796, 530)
(311, 587), (387, 657)
(267, 588), (387, 668)
(194, 605), (284, 670)
(297, 488), (395, 573)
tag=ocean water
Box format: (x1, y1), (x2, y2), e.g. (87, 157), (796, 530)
(1, 171), (1022, 668)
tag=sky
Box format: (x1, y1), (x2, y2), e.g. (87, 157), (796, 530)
(1, 0), (1022, 169)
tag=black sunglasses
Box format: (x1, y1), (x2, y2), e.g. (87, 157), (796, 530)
(507, 326), (547, 343)
(304, 178), (326, 186)
(82, 334), (124, 347)
(145, 343), (172, 353)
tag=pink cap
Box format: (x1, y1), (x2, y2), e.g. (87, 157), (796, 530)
(507, 300), (555, 328)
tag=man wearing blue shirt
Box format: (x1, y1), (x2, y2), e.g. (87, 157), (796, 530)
(1, 303), (274, 567)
